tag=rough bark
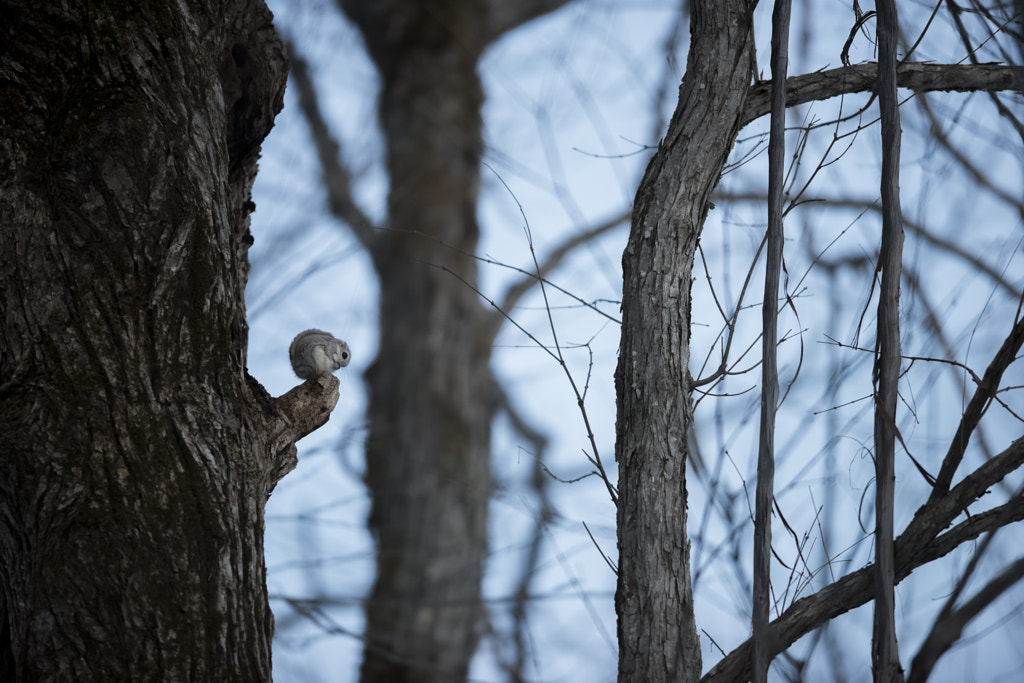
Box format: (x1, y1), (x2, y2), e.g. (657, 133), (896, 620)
(741, 62), (1024, 128)
(615, 2), (757, 682)
(0, 2), (334, 679)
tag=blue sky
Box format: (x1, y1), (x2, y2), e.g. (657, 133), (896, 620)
(246, 2), (1024, 680)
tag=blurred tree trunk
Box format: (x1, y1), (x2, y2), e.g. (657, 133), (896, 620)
(615, 1), (757, 682)
(0, 2), (335, 679)
(334, 1), (569, 681)
(341, 4), (491, 681)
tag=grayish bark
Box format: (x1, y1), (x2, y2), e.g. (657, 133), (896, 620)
(753, 1), (791, 681)
(872, 1), (905, 680)
(0, 1), (336, 679)
(615, 2), (757, 682)
(740, 62), (1024, 128)
(340, 5), (491, 680)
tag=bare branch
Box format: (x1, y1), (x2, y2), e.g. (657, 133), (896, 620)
(287, 44), (378, 246)
(946, 0), (1024, 141)
(702, 436), (1024, 683)
(491, 382), (553, 680)
(914, 91), (1024, 215)
(490, 210), (628, 339)
(742, 63), (1024, 128)
(931, 313), (1024, 497)
(266, 373), (341, 490)
(714, 192), (1020, 299)
(272, 373), (342, 443)
(703, 302), (1024, 681)
(908, 549), (1024, 682)
(482, 0), (575, 43)
(907, 521), (998, 683)
(439, 262), (618, 505)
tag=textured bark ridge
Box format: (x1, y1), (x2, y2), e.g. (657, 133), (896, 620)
(615, 3), (757, 682)
(0, 2), (329, 680)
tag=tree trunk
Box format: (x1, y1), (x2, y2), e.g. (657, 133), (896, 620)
(753, 3), (792, 680)
(337, 3), (492, 681)
(615, 2), (757, 682)
(872, 0), (905, 680)
(0, 2), (334, 679)
(293, 0), (573, 678)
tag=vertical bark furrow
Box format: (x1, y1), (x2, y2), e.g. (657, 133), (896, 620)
(1, 1), (290, 680)
(615, 3), (757, 682)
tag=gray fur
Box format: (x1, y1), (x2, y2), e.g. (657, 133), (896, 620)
(289, 329), (351, 379)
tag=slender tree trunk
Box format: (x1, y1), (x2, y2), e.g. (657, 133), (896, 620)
(0, 2), (334, 679)
(872, 0), (905, 680)
(753, 2), (792, 680)
(615, 2), (757, 682)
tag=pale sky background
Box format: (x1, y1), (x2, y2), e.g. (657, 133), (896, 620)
(245, 1), (1024, 681)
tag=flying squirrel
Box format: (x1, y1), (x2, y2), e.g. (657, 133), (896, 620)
(289, 329), (351, 379)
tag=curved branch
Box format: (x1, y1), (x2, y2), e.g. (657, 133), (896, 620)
(488, 211), (628, 339)
(702, 436), (1024, 683)
(274, 373), (341, 440)
(908, 553), (1024, 683)
(252, 372), (340, 491)
(742, 63), (1024, 128)
(931, 314), (1024, 497)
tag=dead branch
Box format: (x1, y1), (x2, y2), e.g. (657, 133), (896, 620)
(742, 63), (1024, 128)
